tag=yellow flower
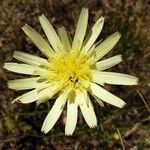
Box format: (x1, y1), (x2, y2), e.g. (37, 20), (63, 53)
(4, 8), (138, 135)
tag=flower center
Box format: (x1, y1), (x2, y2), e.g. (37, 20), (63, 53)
(47, 51), (92, 91)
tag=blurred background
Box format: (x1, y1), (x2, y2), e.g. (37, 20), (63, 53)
(0, 0), (149, 149)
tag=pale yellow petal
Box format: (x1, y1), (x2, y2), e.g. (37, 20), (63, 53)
(90, 83), (126, 108)
(79, 92), (97, 127)
(8, 77), (40, 90)
(76, 89), (89, 106)
(36, 83), (61, 105)
(92, 70), (138, 85)
(41, 92), (67, 133)
(39, 14), (63, 53)
(82, 17), (104, 53)
(13, 89), (38, 103)
(95, 55), (122, 71)
(22, 24), (54, 57)
(4, 63), (40, 75)
(91, 94), (104, 107)
(93, 32), (121, 62)
(4, 63), (52, 76)
(72, 8), (88, 51)
(58, 27), (71, 52)
(13, 51), (49, 66)
(65, 99), (78, 135)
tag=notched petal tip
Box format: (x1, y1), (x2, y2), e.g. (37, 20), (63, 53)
(39, 14), (46, 20)
(111, 31), (121, 41)
(65, 132), (74, 136)
(22, 24), (29, 31)
(115, 31), (121, 37)
(135, 77), (139, 84)
(3, 63), (7, 70)
(118, 101), (126, 108)
(99, 17), (104, 25)
(3, 62), (10, 68)
(90, 124), (97, 128)
(118, 54), (122, 59)
(41, 129), (48, 134)
(11, 99), (17, 104)
(21, 24), (26, 28)
(82, 7), (88, 11)
(11, 98), (23, 104)
(98, 16), (105, 22)
(13, 51), (18, 57)
(121, 102), (126, 108)
(123, 103), (126, 107)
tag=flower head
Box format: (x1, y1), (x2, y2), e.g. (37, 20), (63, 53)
(4, 8), (138, 135)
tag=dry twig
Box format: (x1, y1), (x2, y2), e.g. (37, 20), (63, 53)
(117, 128), (125, 150)
(136, 90), (150, 113)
